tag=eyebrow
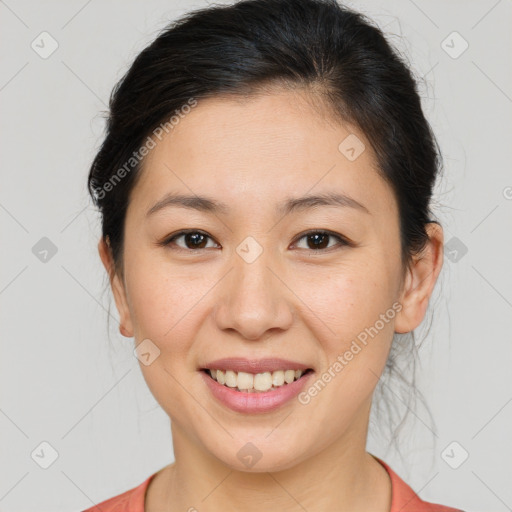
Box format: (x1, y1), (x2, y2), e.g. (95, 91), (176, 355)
(146, 191), (370, 217)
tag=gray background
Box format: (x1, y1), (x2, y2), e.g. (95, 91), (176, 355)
(1, 0), (511, 511)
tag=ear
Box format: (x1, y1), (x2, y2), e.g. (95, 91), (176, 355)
(98, 237), (134, 338)
(394, 223), (444, 334)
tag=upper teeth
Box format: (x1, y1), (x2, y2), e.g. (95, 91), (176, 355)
(209, 369), (306, 392)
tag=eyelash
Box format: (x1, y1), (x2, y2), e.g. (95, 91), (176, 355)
(159, 229), (351, 254)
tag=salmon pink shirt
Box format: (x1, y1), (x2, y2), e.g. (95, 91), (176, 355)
(82, 456), (463, 511)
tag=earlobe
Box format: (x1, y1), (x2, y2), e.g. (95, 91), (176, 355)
(97, 237), (134, 338)
(394, 223), (444, 334)
(119, 324), (132, 337)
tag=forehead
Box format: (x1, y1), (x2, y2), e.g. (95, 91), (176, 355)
(131, 90), (397, 220)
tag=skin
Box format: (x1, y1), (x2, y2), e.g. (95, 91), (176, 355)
(98, 88), (444, 512)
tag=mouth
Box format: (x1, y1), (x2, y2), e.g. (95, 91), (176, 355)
(200, 367), (315, 393)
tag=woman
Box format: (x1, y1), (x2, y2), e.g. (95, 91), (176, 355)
(84, 0), (464, 510)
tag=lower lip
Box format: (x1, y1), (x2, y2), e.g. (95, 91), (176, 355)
(200, 370), (314, 414)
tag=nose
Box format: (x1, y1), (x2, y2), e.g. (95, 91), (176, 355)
(212, 249), (294, 341)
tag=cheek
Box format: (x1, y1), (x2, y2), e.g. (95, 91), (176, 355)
(127, 267), (207, 413)
(293, 260), (395, 338)
(292, 259), (396, 397)
(296, 270), (395, 425)
(126, 258), (206, 339)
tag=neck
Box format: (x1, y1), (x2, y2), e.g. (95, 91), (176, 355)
(156, 404), (391, 512)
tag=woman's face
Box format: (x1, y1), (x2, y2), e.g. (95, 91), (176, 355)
(101, 89), (442, 472)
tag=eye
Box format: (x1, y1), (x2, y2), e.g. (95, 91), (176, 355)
(159, 229), (350, 253)
(161, 230), (219, 251)
(292, 230), (349, 252)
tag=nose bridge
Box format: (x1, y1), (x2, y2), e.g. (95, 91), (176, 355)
(213, 236), (293, 339)
(235, 240), (274, 296)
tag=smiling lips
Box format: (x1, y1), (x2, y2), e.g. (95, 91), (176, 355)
(201, 367), (314, 413)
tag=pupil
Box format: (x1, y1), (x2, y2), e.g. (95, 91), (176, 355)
(187, 233), (206, 249)
(309, 233), (328, 250)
